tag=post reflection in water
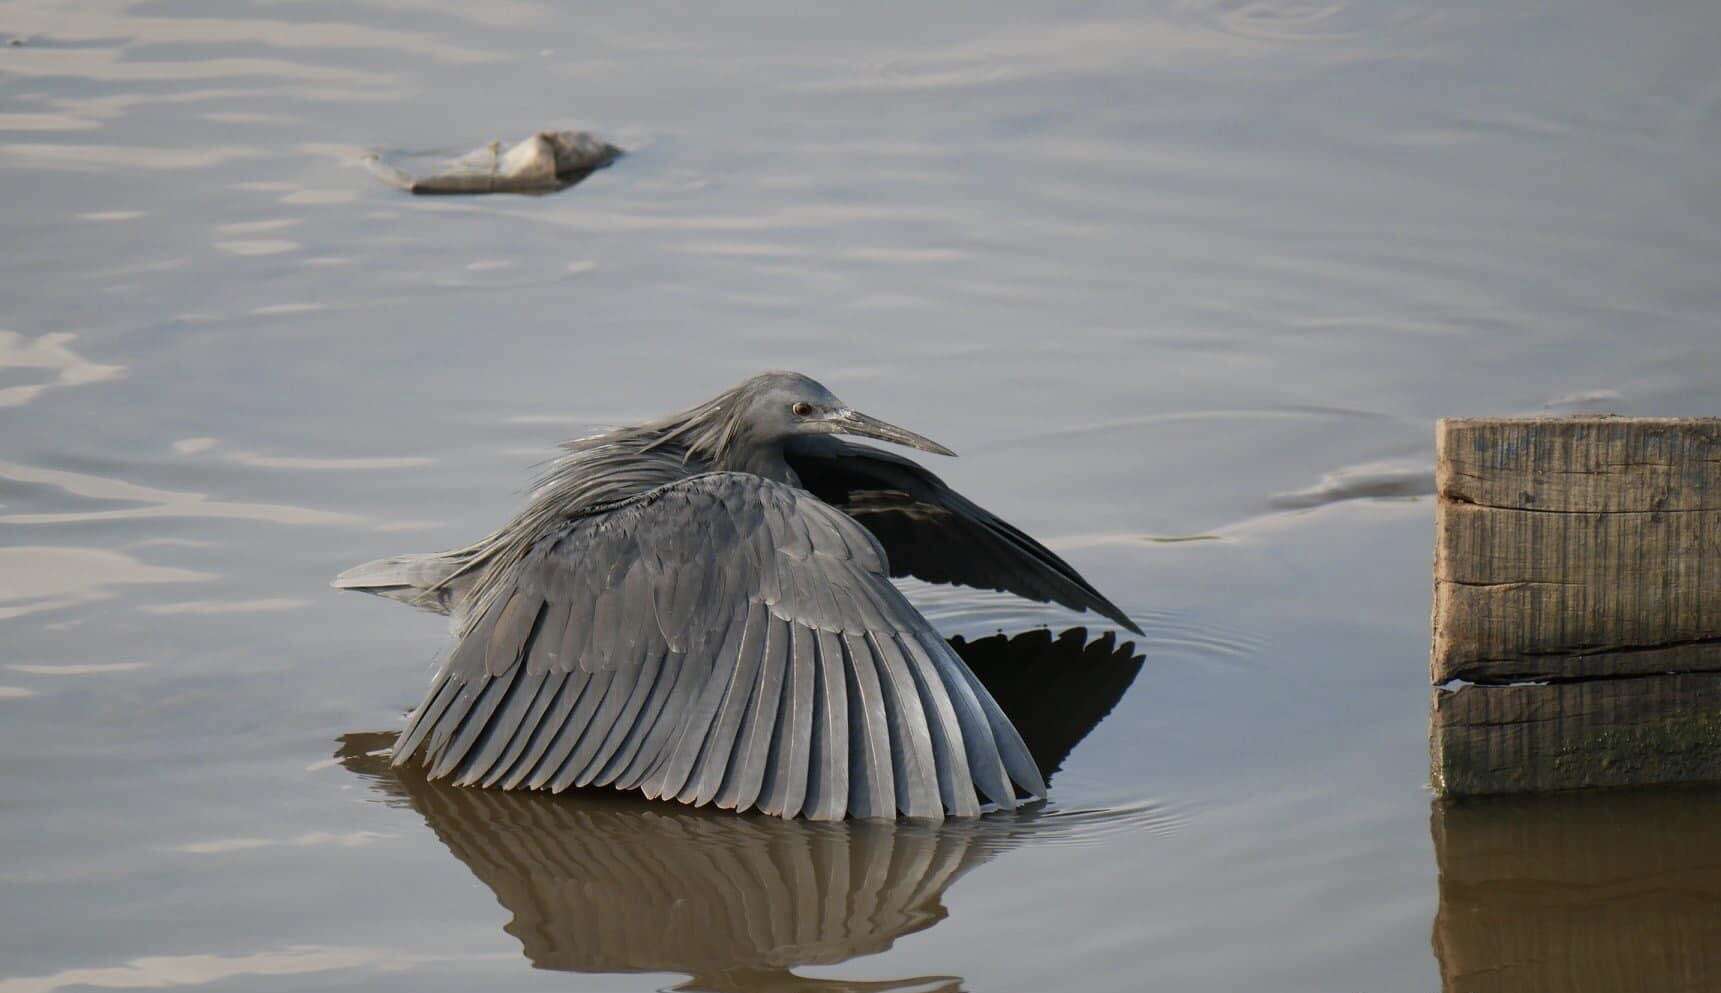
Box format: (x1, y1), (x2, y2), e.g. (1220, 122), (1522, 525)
(340, 629), (1143, 993)
(1431, 788), (1721, 993)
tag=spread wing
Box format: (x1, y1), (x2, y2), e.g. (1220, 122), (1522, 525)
(391, 472), (1044, 821)
(785, 438), (1141, 633)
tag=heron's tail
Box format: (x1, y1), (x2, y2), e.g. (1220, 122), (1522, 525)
(332, 552), (470, 615)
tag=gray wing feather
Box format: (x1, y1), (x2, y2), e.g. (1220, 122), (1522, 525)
(390, 472), (1047, 819)
(449, 597), (558, 783)
(527, 669), (614, 790)
(756, 623), (816, 817)
(400, 602), (502, 766)
(391, 670), (455, 767)
(621, 659), (703, 792)
(607, 649), (689, 788)
(454, 667), (548, 787)
(479, 670), (565, 787)
(558, 592), (594, 674)
(421, 676), (487, 770)
(497, 671), (585, 789)
(589, 580), (623, 670)
(680, 600), (768, 806)
(507, 670), (592, 789)
(782, 625), (819, 809)
(842, 633), (896, 819)
(802, 629), (850, 820)
(870, 633), (947, 819)
(428, 591), (546, 777)
(953, 655), (1046, 799)
(598, 650), (684, 791)
(616, 553), (658, 662)
(657, 533), (709, 651)
(714, 614), (789, 812)
(894, 633), (980, 817)
(549, 655), (642, 791)
(428, 667), (517, 780)
(484, 592), (544, 677)
(531, 599), (572, 672)
(906, 631), (1013, 808)
(575, 645), (664, 788)
(639, 600), (747, 800)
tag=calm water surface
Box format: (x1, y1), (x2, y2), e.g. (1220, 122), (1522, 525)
(2, 1), (1719, 991)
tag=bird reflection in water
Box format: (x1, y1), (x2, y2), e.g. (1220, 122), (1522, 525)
(339, 628), (1143, 993)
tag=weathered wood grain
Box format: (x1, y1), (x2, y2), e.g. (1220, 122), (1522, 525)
(1432, 676), (1721, 796)
(1432, 787), (1721, 993)
(1432, 417), (1721, 684)
(1433, 501), (1721, 682)
(1439, 416), (1721, 513)
(1431, 417), (1721, 796)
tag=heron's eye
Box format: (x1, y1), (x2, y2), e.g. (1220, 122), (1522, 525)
(791, 402), (814, 417)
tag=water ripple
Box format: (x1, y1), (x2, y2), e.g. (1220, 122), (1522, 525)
(0, 546), (211, 620)
(0, 460), (361, 527)
(1016, 796), (1199, 847)
(0, 945), (442, 993)
(1267, 458), (1433, 510)
(8, 663), (147, 675)
(0, 332), (124, 408)
(1178, 0), (1449, 44)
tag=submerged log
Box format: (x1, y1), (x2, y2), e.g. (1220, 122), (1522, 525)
(1430, 416), (1721, 796)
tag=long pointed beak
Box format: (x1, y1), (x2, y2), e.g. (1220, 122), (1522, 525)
(832, 409), (957, 457)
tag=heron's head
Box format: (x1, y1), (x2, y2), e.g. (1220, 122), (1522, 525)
(731, 371), (956, 456)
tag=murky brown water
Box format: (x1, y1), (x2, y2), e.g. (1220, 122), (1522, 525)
(3, 1), (1719, 990)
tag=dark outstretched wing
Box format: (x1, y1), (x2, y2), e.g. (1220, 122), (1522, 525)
(391, 472), (1044, 821)
(785, 438), (1141, 633)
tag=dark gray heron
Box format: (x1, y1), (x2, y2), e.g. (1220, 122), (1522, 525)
(335, 371), (1138, 821)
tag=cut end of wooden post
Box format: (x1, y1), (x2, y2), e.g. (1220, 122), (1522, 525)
(1429, 416), (1721, 797)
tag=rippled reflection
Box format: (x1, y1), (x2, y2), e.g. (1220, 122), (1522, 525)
(340, 629), (1144, 992)
(1431, 789), (1721, 992)
(0, 459), (360, 527)
(0, 546), (210, 620)
(1266, 457), (1432, 510)
(0, 331), (124, 408)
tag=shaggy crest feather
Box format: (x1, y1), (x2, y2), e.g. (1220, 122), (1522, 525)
(638, 383), (752, 463)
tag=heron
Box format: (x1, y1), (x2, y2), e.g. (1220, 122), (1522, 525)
(335, 371), (1138, 821)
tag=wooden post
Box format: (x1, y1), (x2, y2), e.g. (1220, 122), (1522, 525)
(1430, 416), (1721, 796)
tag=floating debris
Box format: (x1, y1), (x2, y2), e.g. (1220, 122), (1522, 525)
(364, 130), (622, 196)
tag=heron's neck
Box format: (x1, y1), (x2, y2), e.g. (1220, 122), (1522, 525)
(716, 439), (800, 487)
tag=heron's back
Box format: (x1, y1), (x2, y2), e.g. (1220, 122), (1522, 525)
(334, 428), (707, 616)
